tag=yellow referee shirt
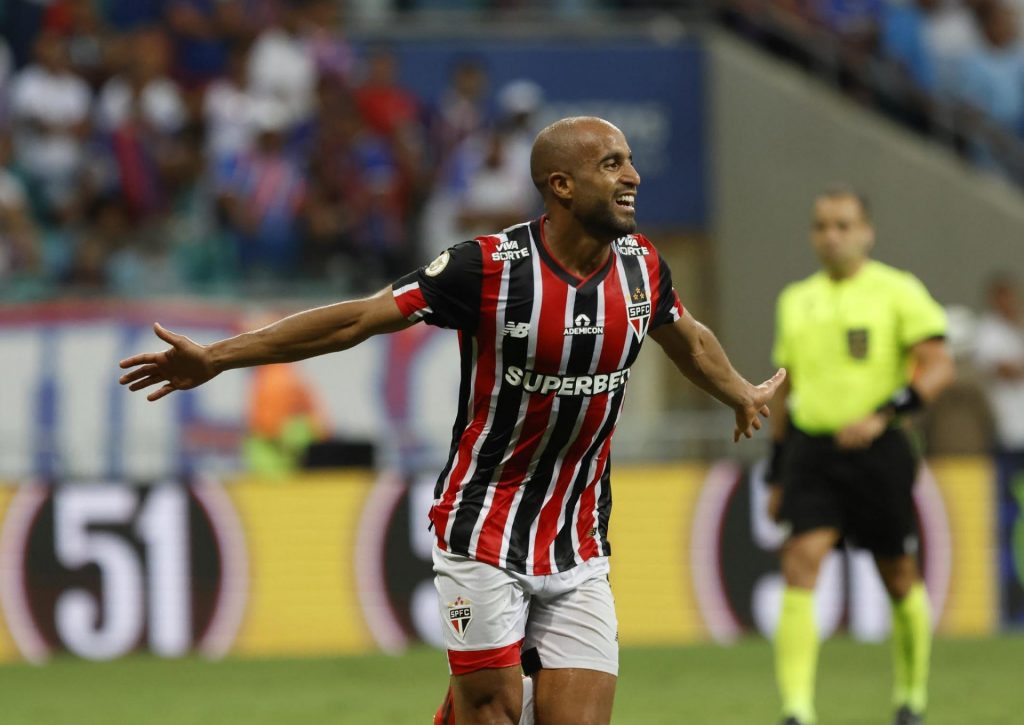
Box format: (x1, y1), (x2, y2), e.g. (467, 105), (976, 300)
(772, 260), (947, 435)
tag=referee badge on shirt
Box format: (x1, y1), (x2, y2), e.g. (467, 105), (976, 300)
(846, 328), (869, 359)
(446, 596), (473, 641)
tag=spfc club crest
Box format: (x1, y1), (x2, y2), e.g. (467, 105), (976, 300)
(627, 299), (651, 341)
(447, 597), (473, 641)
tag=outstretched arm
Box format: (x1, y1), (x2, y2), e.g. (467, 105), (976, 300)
(119, 287), (414, 401)
(649, 310), (786, 442)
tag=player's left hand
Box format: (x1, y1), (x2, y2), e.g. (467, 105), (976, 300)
(834, 412), (889, 450)
(733, 368), (787, 442)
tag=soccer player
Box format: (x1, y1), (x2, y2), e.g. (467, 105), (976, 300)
(766, 186), (955, 725)
(119, 116), (784, 725)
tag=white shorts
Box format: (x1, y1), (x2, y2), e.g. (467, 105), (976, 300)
(432, 546), (619, 677)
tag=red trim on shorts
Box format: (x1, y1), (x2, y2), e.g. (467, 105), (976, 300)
(447, 639), (523, 676)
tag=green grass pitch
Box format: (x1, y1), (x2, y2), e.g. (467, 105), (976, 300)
(0, 636), (1020, 724)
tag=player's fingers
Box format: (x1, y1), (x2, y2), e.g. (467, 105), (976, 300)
(119, 353), (160, 369)
(147, 384), (177, 402)
(760, 367), (787, 392)
(129, 375), (165, 392)
(153, 322), (183, 346)
(759, 404), (771, 418)
(119, 364), (159, 384)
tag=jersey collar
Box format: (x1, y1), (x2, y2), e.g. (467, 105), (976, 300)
(531, 216), (615, 292)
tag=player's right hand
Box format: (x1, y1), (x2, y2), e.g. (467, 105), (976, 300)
(118, 323), (219, 401)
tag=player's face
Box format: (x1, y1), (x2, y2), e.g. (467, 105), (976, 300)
(571, 127), (641, 239)
(810, 195), (874, 278)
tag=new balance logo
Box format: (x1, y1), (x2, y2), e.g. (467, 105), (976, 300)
(502, 322), (531, 338)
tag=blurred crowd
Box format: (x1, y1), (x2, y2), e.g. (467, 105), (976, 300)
(4, 0), (1018, 300)
(0, 0), (569, 298)
(725, 1), (1024, 175)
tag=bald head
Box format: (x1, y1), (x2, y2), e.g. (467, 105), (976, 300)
(530, 116), (624, 196)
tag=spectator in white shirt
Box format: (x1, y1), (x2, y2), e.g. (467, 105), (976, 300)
(8, 30), (92, 220)
(247, 1), (317, 128)
(974, 273), (1024, 457)
(95, 28), (187, 135)
(94, 28), (188, 218)
(203, 42), (257, 166)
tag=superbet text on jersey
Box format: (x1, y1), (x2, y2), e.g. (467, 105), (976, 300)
(393, 218), (683, 576)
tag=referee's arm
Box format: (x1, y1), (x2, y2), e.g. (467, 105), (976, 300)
(649, 309), (786, 443)
(834, 337), (956, 450)
(905, 337), (957, 403)
(765, 376), (790, 521)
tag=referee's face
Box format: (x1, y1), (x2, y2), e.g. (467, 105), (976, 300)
(810, 195), (875, 279)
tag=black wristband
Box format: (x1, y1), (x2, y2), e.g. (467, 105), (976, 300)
(765, 440), (786, 484)
(876, 385), (924, 417)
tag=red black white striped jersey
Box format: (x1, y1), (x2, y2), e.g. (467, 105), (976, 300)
(392, 217), (684, 575)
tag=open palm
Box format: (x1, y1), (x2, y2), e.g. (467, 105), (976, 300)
(118, 323), (219, 401)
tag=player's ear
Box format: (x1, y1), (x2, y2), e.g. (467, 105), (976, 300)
(549, 171), (573, 201)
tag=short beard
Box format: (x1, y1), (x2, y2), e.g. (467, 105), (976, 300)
(580, 204), (637, 241)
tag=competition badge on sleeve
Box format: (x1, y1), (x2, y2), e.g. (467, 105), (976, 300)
(446, 597), (473, 641)
(425, 250), (451, 277)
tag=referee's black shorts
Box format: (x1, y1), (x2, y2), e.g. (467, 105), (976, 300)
(777, 425), (919, 558)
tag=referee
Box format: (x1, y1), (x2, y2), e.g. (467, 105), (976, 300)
(767, 186), (955, 725)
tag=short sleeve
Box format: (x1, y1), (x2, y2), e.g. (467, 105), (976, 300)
(649, 253), (685, 330)
(392, 241), (483, 332)
(896, 273), (947, 348)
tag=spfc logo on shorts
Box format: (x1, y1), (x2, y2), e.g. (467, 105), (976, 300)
(847, 328), (869, 359)
(447, 596), (473, 641)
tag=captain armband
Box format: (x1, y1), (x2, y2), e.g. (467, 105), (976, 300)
(875, 385), (924, 418)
